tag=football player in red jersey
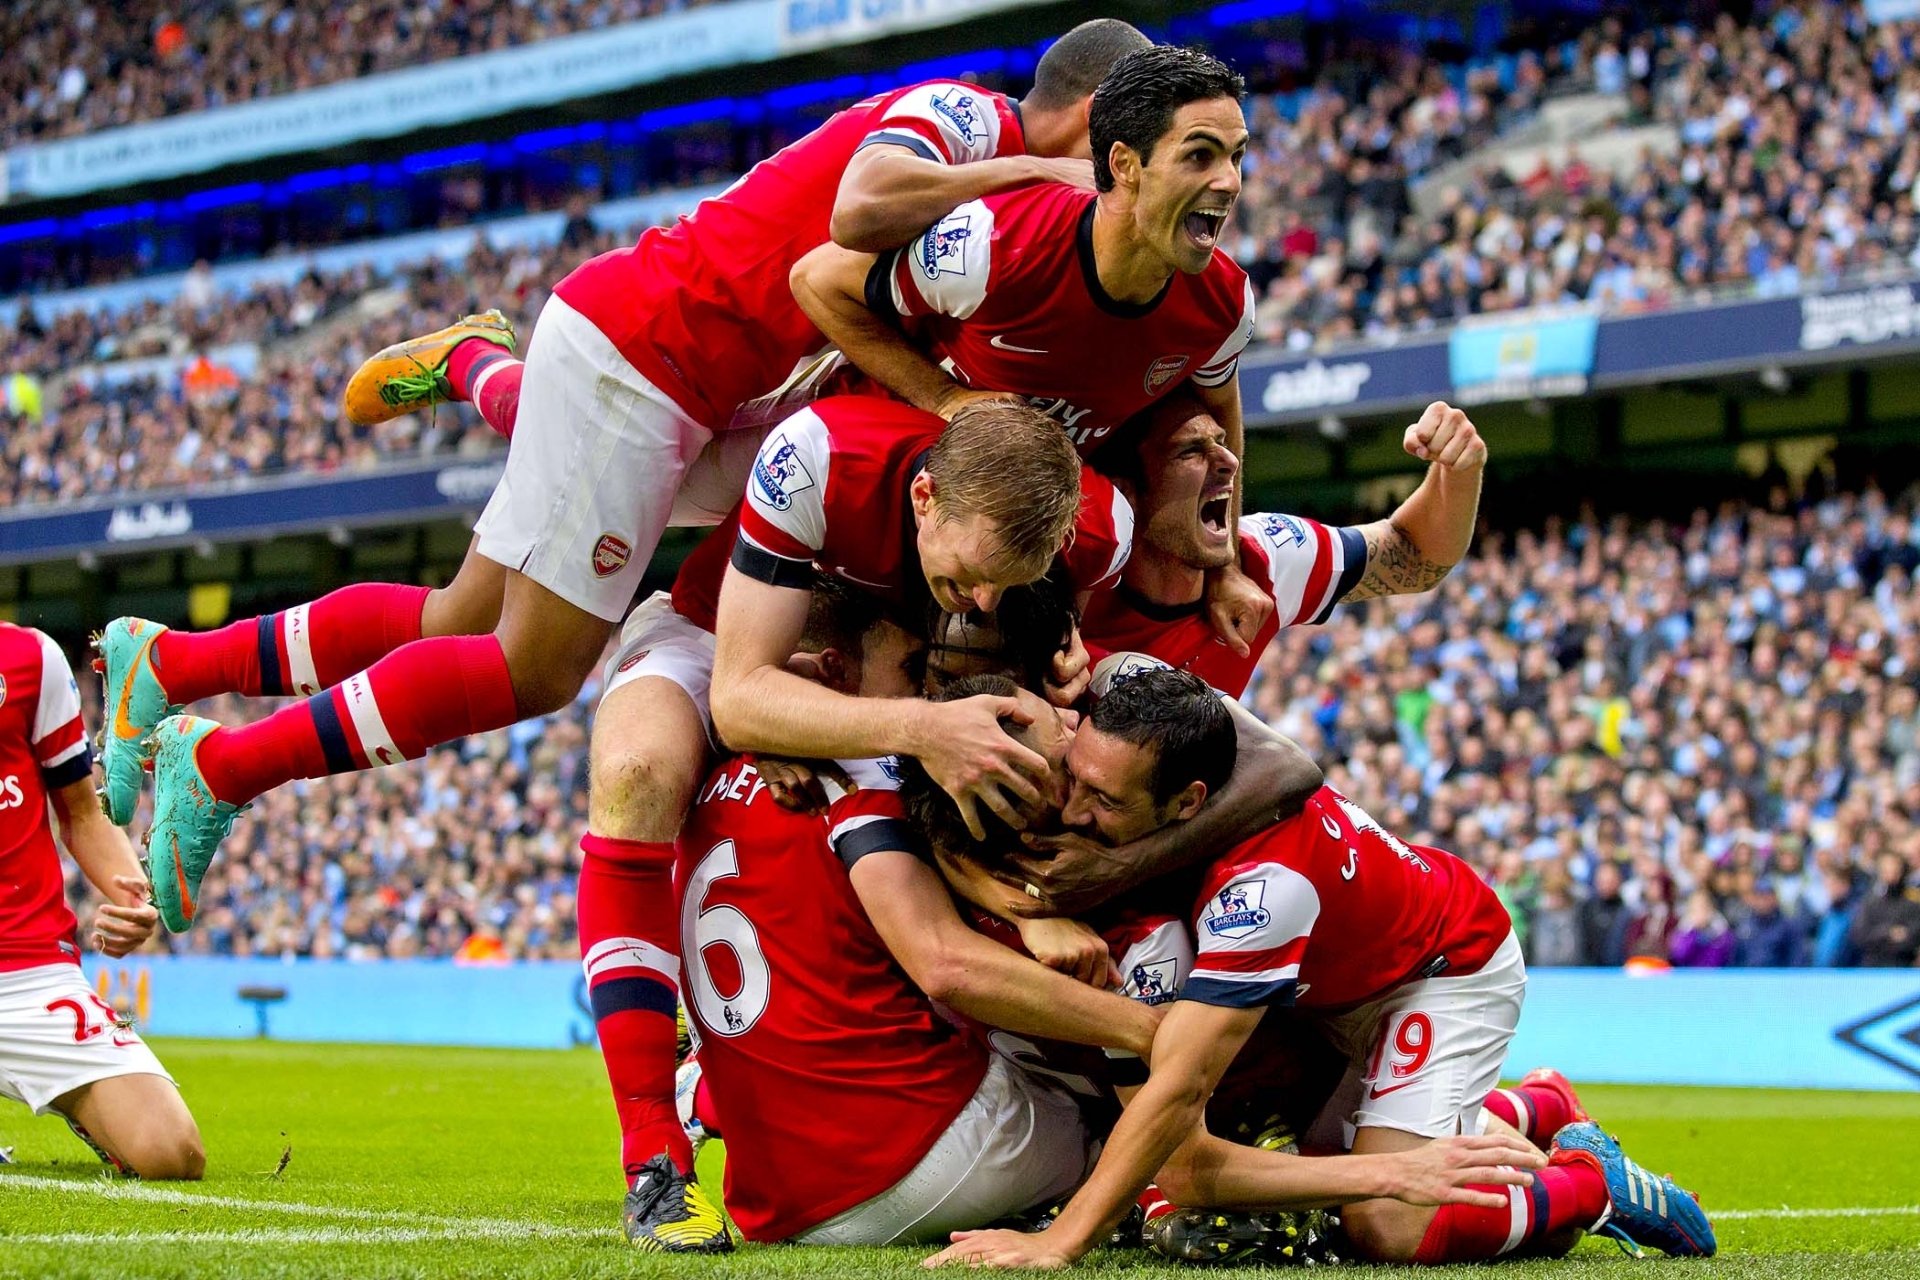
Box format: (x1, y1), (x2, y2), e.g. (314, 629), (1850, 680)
(105, 23), (1150, 1250)
(1079, 396), (1488, 700)
(708, 397), (1121, 839)
(0, 623), (203, 1179)
(790, 45), (1274, 655)
(928, 669), (1714, 1270)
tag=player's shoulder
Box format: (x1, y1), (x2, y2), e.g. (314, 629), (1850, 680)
(0, 619), (56, 676)
(807, 396), (944, 458)
(879, 79), (1007, 122)
(982, 181), (1093, 226)
(1190, 252), (1253, 318)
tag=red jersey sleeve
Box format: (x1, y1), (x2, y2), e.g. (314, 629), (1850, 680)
(1192, 277), (1257, 388)
(1185, 857), (1321, 1009)
(1059, 471), (1134, 593)
(859, 83), (1014, 166)
(31, 629), (90, 790)
(1241, 513), (1369, 628)
(734, 408), (836, 588)
(823, 757), (931, 868)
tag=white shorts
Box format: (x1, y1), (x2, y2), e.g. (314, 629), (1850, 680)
(1307, 931), (1526, 1145)
(796, 1055), (1094, 1246)
(599, 592), (717, 738)
(0, 964), (171, 1115)
(474, 293), (715, 623)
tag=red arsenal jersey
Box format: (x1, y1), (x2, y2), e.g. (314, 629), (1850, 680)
(1082, 513), (1368, 697)
(554, 81), (1025, 429)
(1184, 787), (1511, 1013)
(870, 183), (1256, 452)
(727, 397), (1133, 608)
(0, 623), (93, 972)
(676, 754), (987, 1242)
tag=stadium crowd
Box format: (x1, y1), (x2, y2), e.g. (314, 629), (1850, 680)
(11, 3), (1920, 506)
(60, 480), (1920, 970)
(1242, 2), (1920, 347)
(0, 0), (718, 148)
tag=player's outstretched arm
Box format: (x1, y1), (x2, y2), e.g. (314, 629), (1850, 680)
(1344, 401), (1487, 603)
(852, 849), (1156, 1057)
(1161, 1128), (1543, 1215)
(833, 145), (1092, 253)
(790, 244), (985, 419)
(52, 776), (159, 957)
(711, 570), (1048, 832)
(927, 1000), (1262, 1270)
(1003, 698), (1322, 916)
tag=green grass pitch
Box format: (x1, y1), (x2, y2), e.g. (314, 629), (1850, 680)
(2, 1039), (1917, 1278)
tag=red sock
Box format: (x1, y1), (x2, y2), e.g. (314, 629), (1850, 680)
(1412, 1165), (1610, 1263)
(153, 583), (431, 704)
(578, 832), (692, 1180)
(690, 1074), (721, 1139)
(196, 634), (517, 804)
(446, 339), (522, 438)
(1484, 1082), (1579, 1148)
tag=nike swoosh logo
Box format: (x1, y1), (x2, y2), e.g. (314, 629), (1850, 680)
(171, 835), (197, 924)
(989, 334), (1049, 355)
(111, 634), (156, 743)
(1367, 1079), (1416, 1100)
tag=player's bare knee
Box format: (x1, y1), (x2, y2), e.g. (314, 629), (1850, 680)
(118, 1125), (207, 1181)
(589, 746), (700, 841)
(1339, 1199), (1428, 1263)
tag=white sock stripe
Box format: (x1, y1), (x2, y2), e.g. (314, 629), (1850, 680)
(468, 357), (515, 401)
(282, 603), (320, 697)
(582, 936), (681, 986)
(339, 672), (403, 767)
(1500, 1183), (1529, 1255)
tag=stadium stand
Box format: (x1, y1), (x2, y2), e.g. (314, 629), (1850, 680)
(49, 477), (1920, 967)
(0, 0), (716, 147)
(19, 0), (1920, 969)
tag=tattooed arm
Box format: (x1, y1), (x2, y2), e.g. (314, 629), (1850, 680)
(1343, 401), (1487, 602)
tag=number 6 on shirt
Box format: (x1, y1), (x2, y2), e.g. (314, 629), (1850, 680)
(681, 840), (771, 1037)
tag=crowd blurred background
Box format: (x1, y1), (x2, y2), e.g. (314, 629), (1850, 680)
(23, 0), (1920, 968)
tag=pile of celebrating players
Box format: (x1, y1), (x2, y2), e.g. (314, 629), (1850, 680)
(3, 24), (1717, 1267)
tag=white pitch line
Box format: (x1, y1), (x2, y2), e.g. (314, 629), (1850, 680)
(4, 1228), (579, 1246)
(1713, 1205), (1920, 1221)
(0, 1173), (599, 1238)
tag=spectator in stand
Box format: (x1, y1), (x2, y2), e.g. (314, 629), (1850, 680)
(1670, 889), (1736, 968)
(1852, 851), (1920, 967)
(1578, 862), (1630, 967)
(1733, 879), (1807, 966)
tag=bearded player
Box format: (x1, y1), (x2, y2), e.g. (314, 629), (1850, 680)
(98, 21), (1147, 1251)
(930, 670), (1716, 1270)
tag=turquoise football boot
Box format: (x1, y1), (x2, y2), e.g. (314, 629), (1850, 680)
(144, 715), (245, 933)
(92, 618), (181, 825)
(1550, 1121), (1716, 1258)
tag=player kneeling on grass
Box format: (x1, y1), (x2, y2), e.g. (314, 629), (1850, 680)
(927, 668), (1717, 1269)
(0, 622), (203, 1179)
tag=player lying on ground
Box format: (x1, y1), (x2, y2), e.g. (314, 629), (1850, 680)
(674, 590), (1540, 1244)
(792, 44), (1274, 655)
(925, 668), (1716, 1269)
(0, 623), (202, 1180)
(1078, 395), (1487, 701)
(98, 17), (1150, 931)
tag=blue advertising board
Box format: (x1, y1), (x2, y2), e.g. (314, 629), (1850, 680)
(84, 957), (1920, 1091)
(0, 456), (503, 566)
(1448, 310), (1598, 405)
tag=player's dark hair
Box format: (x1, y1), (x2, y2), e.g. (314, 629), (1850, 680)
(897, 673), (1027, 869)
(1089, 46), (1246, 192)
(1028, 19), (1153, 111)
(1089, 668), (1235, 805)
(800, 574), (898, 657)
(924, 577), (1078, 697)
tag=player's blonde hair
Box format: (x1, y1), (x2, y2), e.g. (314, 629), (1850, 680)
(924, 400), (1082, 573)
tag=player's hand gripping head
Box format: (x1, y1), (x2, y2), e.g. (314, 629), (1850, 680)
(1062, 667), (1235, 845)
(910, 400), (1082, 614)
(1090, 45), (1249, 276)
(898, 673), (1078, 863)
(1096, 390), (1240, 572)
